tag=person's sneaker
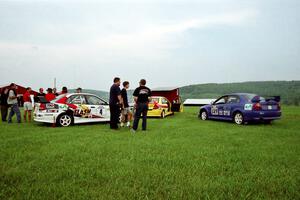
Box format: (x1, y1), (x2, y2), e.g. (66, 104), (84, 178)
(120, 122), (124, 127)
(130, 129), (136, 134)
(126, 122), (130, 127)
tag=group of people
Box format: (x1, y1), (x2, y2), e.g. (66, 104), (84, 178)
(1, 79), (152, 132)
(0, 83), (82, 123)
(109, 77), (152, 133)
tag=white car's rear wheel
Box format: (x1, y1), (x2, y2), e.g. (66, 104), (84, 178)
(57, 114), (73, 127)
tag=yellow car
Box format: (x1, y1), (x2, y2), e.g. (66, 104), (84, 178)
(147, 96), (174, 118)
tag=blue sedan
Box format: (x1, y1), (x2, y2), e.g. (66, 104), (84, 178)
(199, 93), (281, 125)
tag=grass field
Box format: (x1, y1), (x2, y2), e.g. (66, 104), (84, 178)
(0, 106), (299, 200)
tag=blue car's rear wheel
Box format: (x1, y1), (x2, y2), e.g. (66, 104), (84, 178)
(233, 112), (244, 125)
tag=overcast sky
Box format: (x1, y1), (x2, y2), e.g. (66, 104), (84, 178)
(0, 0), (299, 91)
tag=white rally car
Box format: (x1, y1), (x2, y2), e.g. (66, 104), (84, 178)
(34, 93), (110, 127)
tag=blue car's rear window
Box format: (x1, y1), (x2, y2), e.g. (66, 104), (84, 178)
(243, 94), (266, 102)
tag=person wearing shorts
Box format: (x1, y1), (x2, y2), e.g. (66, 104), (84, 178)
(23, 87), (33, 122)
(120, 81), (132, 127)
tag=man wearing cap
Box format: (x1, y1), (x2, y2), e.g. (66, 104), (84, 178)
(61, 86), (68, 94)
(76, 88), (82, 93)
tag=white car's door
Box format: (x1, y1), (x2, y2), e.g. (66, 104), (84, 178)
(66, 94), (89, 123)
(84, 95), (110, 121)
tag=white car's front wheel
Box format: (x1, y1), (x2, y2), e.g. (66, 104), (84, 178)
(57, 114), (73, 127)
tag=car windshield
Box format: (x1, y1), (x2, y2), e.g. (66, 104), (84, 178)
(51, 94), (67, 103)
(150, 98), (160, 103)
(243, 94), (265, 102)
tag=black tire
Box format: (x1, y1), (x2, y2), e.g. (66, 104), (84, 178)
(233, 112), (244, 125)
(56, 113), (74, 127)
(161, 110), (166, 119)
(199, 110), (208, 121)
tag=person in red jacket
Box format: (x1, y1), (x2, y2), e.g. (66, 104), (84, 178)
(45, 88), (56, 102)
(23, 87), (33, 122)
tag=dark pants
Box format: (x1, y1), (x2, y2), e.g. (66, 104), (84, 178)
(110, 104), (120, 129)
(8, 104), (21, 123)
(1, 105), (8, 121)
(133, 103), (148, 131)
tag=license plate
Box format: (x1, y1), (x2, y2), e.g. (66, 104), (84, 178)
(268, 105), (273, 110)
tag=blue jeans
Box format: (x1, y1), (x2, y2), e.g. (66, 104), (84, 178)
(8, 104), (21, 123)
(133, 103), (148, 131)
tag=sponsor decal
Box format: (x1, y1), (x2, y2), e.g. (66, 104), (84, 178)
(74, 104), (91, 118)
(224, 110), (231, 116)
(244, 104), (253, 111)
(59, 104), (69, 110)
(211, 105), (218, 115)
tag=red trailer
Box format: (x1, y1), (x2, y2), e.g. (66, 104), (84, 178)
(151, 87), (183, 112)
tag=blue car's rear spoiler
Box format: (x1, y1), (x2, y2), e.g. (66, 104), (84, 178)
(265, 96), (281, 102)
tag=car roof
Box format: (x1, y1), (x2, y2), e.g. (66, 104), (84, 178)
(224, 93), (258, 96)
(66, 93), (100, 97)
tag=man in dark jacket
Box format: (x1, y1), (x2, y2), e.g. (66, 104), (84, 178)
(0, 88), (9, 122)
(7, 83), (21, 123)
(132, 79), (151, 133)
(109, 77), (122, 129)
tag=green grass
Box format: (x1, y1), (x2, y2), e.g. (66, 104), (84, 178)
(1, 106), (300, 200)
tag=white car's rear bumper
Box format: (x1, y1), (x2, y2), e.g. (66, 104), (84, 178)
(34, 113), (57, 124)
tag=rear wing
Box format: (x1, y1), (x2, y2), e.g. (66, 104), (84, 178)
(265, 96), (281, 102)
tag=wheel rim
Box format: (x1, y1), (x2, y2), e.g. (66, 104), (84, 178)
(201, 112), (207, 120)
(60, 115), (72, 127)
(234, 113), (243, 124)
(162, 111), (165, 118)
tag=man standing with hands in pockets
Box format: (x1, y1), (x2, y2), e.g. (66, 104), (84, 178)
(131, 79), (151, 133)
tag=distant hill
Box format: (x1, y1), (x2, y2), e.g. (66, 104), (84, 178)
(71, 81), (300, 105)
(180, 81), (300, 105)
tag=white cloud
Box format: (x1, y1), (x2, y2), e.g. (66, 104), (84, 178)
(0, 9), (257, 64)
